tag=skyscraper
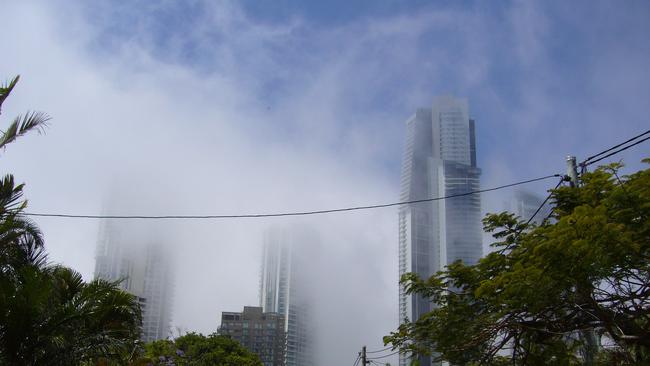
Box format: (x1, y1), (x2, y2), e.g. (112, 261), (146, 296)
(94, 220), (174, 343)
(259, 226), (314, 366)
(398, 96), (482, 366)
(506, 190), (552, 226)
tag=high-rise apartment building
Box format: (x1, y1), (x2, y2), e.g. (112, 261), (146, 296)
(259, 226), (314, 366)
(94, 220), (174, 343)
(506, 190), (552, 226)
(219, 306), (286, 366)
(398, 96), (483, 366)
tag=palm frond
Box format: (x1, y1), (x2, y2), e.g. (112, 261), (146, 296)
(51, 266), (85, 302)
(0, 111), (50, 151)
(0, 75), (19, 114)
(19, 233), (48, 268)
(0, 174), (26, 216)
(0, 214), (46, 268)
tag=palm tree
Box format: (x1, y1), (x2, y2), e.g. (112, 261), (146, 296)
(0, 74), (49, 279)
(32, 267), (142, 365)
(0, 74), (52, 364)
(0, 75), (49, 268)
(0, 264), (143, 364)
(0, 75), (143, 365)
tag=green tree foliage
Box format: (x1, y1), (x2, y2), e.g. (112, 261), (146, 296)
(0, 76), (143, 365)
(143, 332), (263, 365)
(385, 161), (650, 365)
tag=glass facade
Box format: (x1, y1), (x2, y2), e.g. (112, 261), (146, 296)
(94, 220), (173, 343)
(508, 190), (552, 225)
(259, 227), (314, 366)
(398, 97), (483, 366)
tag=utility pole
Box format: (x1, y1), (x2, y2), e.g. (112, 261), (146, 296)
(566, 155), (579, 187)
(362, 345), (367, 365)
(566, 154), (598, 366)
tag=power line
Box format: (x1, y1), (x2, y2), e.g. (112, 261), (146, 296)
(522, 177), (565, 227)
(581, 135), (650, 167)
(581, 129), (650, 166)
(20, 174), (561, 220)
(368, 350), (400, 360)
(353, 354), (361, 366)
(366, 346), (393, 354)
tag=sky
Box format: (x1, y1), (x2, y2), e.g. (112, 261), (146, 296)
(1, 1), (649, 364)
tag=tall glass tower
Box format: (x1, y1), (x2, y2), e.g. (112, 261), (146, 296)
(506, 190), (552, 226)
(94, 219), (174, 343)
(398, 96), (482, 366)
(259, 226), (314, 366)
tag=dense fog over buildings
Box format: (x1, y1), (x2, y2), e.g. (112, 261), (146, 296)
(259, 226), (316, 365)
(95, 219), (174, 343)
(2, 1), (650, 365)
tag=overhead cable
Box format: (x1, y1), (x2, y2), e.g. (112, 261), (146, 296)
(522, 177), (565, 227)
(581, 129), (650, 166)
(353, 354), (361, 366)
(366, 346), (393, 354)
(367, 350), (401, 360)
(582, 135), (650, 167)
(21, 174), (561, 220)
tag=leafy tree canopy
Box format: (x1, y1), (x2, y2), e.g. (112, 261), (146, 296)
(385, 160), (650, 365)
(143, 332), (263, 366)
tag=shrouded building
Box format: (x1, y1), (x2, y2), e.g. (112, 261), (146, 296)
(259, 226), (314, 366)
(506, 190), (552, 225)
(398, 96), (483, 366)
(219, 306), (286, 366)
(94, 219), (174, 343)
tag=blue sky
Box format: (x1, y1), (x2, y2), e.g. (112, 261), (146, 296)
(1, 1), (649, 364)
(72, 0), (650, 178)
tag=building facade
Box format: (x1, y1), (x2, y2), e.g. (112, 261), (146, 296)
(507, 190), (552, 226)
(259, 226), (314, 366)
(398, 96), (483, 366)
(219, 306), (286, 366)
(94, 220), (174, 343)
